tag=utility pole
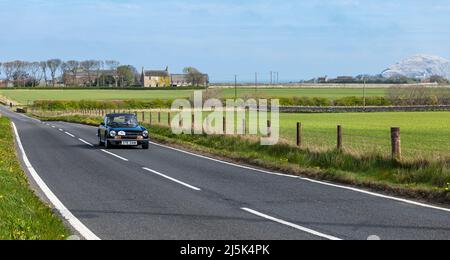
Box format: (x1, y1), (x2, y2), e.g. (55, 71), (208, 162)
(363, 76), (367, 109)
(255, 72), (258, 94)
(270, 71), (273, 85)
(234, 75), (238, 100)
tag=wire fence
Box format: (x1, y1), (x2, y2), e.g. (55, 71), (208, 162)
(28, 107), (450, 161)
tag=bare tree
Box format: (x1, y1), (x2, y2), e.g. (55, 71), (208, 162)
(92, 60), (103, 87)
(80, 60), (98, 86)
(40, 61), (48, 86)
(105, 60), (120, 87)
(11, 61), (26, 87)
(183, 67), (205, 87)
(47, 59), (62, 87)
(61, 62), (68, 86)
(2, 62), (14, 86)
(29, 62), (42, 87)
(64, 60), (80, 86)
(97, 60), (105, 87)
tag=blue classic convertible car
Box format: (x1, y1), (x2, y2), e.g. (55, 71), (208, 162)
(98, 113), (149, 149)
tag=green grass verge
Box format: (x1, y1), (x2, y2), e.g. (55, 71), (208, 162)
(0, 117), (69, 240)
(37, 114), (450, 205)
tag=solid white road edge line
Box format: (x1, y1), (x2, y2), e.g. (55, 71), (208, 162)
(241, 208), (342, 241)
(142, 167), (201, 191)
(65, 132), (75, 138)
(12, 122), (101, 240)
(101, 149), (129, 161)
(79, 138), (94, 147)
(149, 141), (450, 213)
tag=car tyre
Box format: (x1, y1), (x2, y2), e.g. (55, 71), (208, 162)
(142, 142), (149, 150)
(104, 138), (110, 149)
(98, 133), (104, 146)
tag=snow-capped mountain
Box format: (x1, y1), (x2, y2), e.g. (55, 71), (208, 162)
(382, 54), (450, 79)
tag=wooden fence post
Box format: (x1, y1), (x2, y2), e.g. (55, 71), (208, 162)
(337, 125), (343, 150)
(297, 122), (302, 147)
(149, 112), (152, 126)
(142, 111), (145, 122)
(391, 127), (401, 160)
(267, 120), (271, 137)
(158, 111), (161, 124)
(192, 114), (195, 134)
(168, 112), (171, 126)
(223, 117), (226, 134)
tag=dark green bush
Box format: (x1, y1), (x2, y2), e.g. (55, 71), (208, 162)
(278, 96), (389, 107)
(32, 99), (175, 110)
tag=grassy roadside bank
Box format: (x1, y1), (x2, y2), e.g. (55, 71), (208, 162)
(36, 114), (450, 205)
(0, 116), (69, 240)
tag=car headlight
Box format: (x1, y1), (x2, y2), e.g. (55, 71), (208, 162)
(109, 131), (117, 137)
(142, 130), (149, 137)
(118, 131), (126, 136)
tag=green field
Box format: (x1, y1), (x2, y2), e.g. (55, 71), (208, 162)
(0, 88), (387, 104)
(275, 111), (450, 159)
(136, 110), (450, 159)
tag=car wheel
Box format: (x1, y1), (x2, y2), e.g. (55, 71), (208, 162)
(142, 142), (149, 150)
(98, 133), (104, 146)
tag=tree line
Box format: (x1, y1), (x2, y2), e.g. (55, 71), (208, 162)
(0, 59), (138, 87)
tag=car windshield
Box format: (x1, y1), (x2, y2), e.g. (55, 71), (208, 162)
(107, 115), (138, 128)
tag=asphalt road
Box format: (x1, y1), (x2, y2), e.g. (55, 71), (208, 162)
(2, 106), (450, 240)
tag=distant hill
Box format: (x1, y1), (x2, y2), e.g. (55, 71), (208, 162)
(382, 54), (450, 80)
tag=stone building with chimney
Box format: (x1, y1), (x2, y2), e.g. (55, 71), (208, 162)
(140, 67), (171, 88)
(140, 66), (209, 88)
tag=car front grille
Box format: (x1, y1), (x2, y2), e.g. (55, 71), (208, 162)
(124, 131), (142, 139)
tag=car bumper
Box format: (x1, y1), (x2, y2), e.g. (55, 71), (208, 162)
(107, 139), (149, 146)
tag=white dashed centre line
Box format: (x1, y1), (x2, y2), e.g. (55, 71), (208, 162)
(241, 208), (342, 241)
(65, 132), (75, 138)
(79, 138), (94, 147)
(142, 167), (201, 191)
(101, 149), (129, 161)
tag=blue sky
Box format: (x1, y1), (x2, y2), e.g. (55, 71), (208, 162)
(1, 0), (450, 82)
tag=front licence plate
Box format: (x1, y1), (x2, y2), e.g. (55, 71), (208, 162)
(121, 141), (138, 146)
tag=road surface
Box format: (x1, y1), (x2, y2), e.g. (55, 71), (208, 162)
(2, 106), (450, 240)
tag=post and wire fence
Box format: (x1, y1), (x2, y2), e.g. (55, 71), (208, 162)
(26, 106), (449, 161)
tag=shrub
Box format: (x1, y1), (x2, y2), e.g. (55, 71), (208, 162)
(32, 99), (175, 110)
